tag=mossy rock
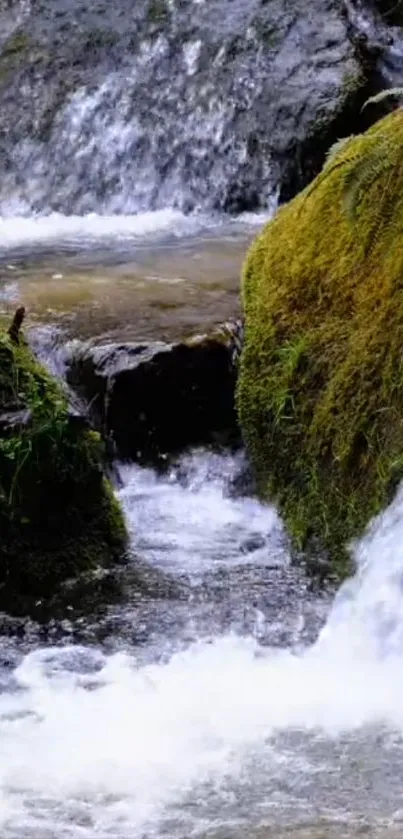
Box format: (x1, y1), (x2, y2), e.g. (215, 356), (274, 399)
(0, 328), (127, 612)
(237, 108), (403, 576)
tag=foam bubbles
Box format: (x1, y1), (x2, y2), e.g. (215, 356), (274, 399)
(2, 459), (403, 835)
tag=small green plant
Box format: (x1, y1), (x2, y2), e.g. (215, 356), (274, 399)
(303, 89), (403, 235)
(2, 30), (30, 57)
(304, 89), (403, 214)
(272, 337), (307, 425)
(147, 0), (170, 24)
(324, 136), (355, 167)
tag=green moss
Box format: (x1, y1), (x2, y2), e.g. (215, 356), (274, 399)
(147, 0), (170, 24)
(0, 29), (38, 86)
(102, 476), (128, 547)
(0, 329), (128, 611)
(2, 30), (30, 57)
(82, 29), (120, 51)
(237, 108), (403, 576)
(340, 67), (366, 99)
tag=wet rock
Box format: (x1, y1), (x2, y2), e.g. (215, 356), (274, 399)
(0, 0), (391, 215)
(0, 407), (32, 434)
(368, 0), (403, 23)
(66, 323), (242, 462)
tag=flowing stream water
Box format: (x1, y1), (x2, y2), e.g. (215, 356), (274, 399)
(2, 1), (403, 836)
(2, 114), (403, 839)
(2, 447), (403, 838)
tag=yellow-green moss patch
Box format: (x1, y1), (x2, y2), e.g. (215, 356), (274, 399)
(237, 109), (403, 575)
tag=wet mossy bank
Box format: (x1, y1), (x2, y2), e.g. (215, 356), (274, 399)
(0, 323), (127, 614)
(237, 109), (403, 576)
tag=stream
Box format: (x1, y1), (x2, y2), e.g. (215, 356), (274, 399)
(2, 0), (403, 834)
(0, 212), (266, 342)
(1, 198), (403, 839)
(0, 211), (402, 837)
(2, 440), (403, 838)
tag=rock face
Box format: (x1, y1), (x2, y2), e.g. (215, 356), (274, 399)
(67, 324), (242, 462)
(0, 0), (387, 215)
(0, 324), (127, 613)
(237, 109), (403, 575)
(369, 0), (403, 23)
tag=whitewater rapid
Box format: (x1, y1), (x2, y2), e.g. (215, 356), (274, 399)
(1, 451), (403, 837)
(0, 208), (272, 258)
(0, 210), (207, 253)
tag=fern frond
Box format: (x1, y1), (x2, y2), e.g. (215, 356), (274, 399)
(362, 167), (396, 256)
(362, 87), (403, 110)
(301, 134), (378, 214)
(324, 136), (354, 167)
(301, 154), (359, 212)
(342, 146), (394, 221)
(300, 122), (396, 223)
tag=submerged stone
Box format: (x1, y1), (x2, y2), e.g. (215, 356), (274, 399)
(0, 323), (128, 614)
(237, 109), (403, 575)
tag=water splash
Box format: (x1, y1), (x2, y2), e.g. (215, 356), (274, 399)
(345, 0), (403, 85)
(0, 207), (272, 258)
(1, 455), (403, 835)
(0, 209), (209, 252)
(117, 451), (285, 574)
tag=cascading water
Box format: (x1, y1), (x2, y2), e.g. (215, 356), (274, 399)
(2, 1), (403, 836)
(0, 0), (399, 257)
(345, 0), (403, 85)
(1, 451), (403, 838)
(0, 0), (368, 233)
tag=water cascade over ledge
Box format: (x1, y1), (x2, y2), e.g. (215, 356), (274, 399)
(0, 0), (393, 223)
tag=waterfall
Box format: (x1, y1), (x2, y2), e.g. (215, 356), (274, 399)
(0, 0), (371, 218)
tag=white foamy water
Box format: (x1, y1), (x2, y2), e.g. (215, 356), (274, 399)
(0, 210), (205, 253)
(0, 209), (271, 256)
(117, 451), (284, 573)
(2, 456), (403, 836)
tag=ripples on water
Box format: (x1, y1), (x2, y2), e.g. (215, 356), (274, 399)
(1, 449), (403, 837)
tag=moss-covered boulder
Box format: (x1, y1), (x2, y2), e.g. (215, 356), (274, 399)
(237, 108), (403, 575)
(0, 324), (127, 612)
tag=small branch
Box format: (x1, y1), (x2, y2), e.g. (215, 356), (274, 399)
(8, 305), (26, 345)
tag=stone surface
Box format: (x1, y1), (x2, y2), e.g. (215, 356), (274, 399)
(0, 0), (389, 215)
(67, 323), (243, 462)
